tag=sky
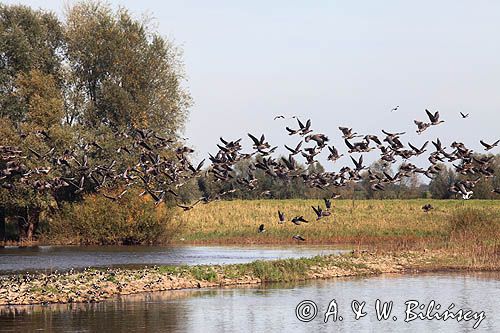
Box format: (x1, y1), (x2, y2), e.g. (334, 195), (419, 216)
(4, 0), (500, 169)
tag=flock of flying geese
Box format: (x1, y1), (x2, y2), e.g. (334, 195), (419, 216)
(258, 109), (498, 240)
(1, 108), (499, 242)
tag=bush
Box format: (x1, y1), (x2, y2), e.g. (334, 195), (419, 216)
(44, 191), (176, 245)
(447, 207), (500, 242)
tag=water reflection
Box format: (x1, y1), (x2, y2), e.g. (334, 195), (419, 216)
(0, 272), (498, 332)
(0, 245), (344, 273)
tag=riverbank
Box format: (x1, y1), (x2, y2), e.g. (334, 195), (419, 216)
(1, 249), (498, 306)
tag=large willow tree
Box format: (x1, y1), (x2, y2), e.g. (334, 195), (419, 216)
(63, 2), (191, 133)
(0, 2), (191, 241)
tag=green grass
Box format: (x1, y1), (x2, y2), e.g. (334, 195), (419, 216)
(189, 266), (218, 282)
(174, 199), (499, 245)
(171, 199), (500, 266)
(155, 255), (346, 283)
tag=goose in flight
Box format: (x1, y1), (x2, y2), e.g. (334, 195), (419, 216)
(391, 105), (399, 112)
(302, 146), (320, 157)
(345, 139), (373, 153)
(339, 127), (360, 139)
(296, 118), (313, 136)
(367, 169), (382, 182)
(67, 176), (85, 194)
(432, 138), (445, 152)
(312, 205), (331, 220)
(414, 120), (431, 134)
(285, 126), (300, 135)
(364, 135), (382, 145)
(450, 182), (473, 200)
(291, 216), (309, 225)
(330, 192), (341, 199)
(422, 204), (433, 212)
(102, 189), (128, 201)
(382, 129), (406, 138)
(36, 130), (51, 140)
(177, 199), (201, 211)
(145, 188), (165, 205)
(187, 159), (205, 175)
(408, 141), (428, 155)
(257, 145), (278, 156)
(327, 145), (343, 162)
(305, 134), (329, 147)
(371, 182), (385, 191)
(350, 155), (365, 171)
(247, 133), (271, 151)
(278, 210), (285, 224)
(292, 235), (306, 242)
(260, 190), (272, 197)
(382, 130), (405, 149)
(425, 109), (445, 125)
(324, 198), (331, 210)
(117, 146), (131, 154)
(479, 139), (499, 151)
(28, 147), (55, 160)
(460, 112), (469, 119)
(281, 155), (298, 171)
(284, 141), (303, 156)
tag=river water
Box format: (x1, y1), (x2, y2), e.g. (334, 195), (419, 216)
(0, 272), (498, 332)
(0, 245), (344, 273)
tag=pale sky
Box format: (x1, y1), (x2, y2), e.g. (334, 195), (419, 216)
(4, 0), (500, 168)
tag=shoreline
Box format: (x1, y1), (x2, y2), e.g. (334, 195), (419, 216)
(1, 250), (498, 306)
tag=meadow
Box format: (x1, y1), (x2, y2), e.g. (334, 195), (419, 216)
(172, 199), (500, 266)
(173, 199), (497, 243)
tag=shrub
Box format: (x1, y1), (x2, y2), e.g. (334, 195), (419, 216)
(44, 190), (176, 245)
(447, 207), (500, 242)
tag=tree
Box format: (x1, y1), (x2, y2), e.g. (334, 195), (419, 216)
(0, 69), (71, 241)
(428, 164), (456, 199)
(0, 2), (191, 241)
(461, 154), (499, 199)
(63, 2), (191, 134)
(0, 4), (63, 122)
(361, 159), (395, 199)
(398, 172), (421, 199)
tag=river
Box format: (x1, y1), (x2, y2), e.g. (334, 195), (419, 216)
(0, 245), (345, 273)
(0, 272), (498, 332)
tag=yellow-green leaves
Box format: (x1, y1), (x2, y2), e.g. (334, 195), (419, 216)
(15, 69), (64, 129)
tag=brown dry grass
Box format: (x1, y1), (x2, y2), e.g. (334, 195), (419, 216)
(172, 199), (500, 266)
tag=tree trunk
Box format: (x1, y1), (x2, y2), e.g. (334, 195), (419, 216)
(17, 207), (41, 242)
(0, 208), (5, 243)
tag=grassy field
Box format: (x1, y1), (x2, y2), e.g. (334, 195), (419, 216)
(173, 199), (498, 244)
(172, 199), (499, 263)
(172, 199), (500, 266)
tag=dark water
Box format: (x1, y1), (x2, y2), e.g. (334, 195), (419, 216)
(0, 245), (344, 273)
(0, 272), (498, 332)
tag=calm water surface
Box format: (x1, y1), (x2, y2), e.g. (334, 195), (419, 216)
(0, 245), (344, 273)
(0, 272), (498, 332)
